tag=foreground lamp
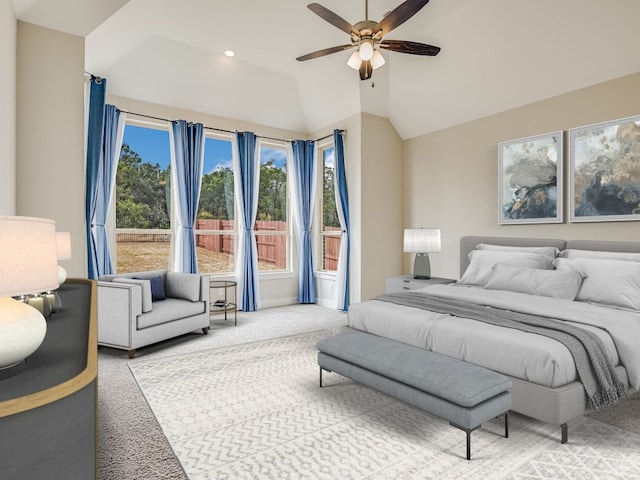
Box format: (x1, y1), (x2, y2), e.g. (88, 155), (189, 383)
(0, 216), (59, 379)
(404, 228), (441, 280)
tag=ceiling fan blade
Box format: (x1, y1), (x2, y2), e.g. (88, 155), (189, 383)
(296, 45), (354, 61)
(379, 39), (440, 56)
(373, 0), (430, 37)
(307, 3), (360, 37)
(359, 60), (372, 80)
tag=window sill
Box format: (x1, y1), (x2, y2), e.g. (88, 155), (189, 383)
(315, 271), (337, 281)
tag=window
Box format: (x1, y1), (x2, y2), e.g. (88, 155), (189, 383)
(255, 142), (289, 272)
(319, 144), (341, 272)
(115, 123), (172, 273)
(195, 135), (235, 275)
(114, 124), (290, 275)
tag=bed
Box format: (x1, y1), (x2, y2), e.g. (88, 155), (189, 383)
(348, 236), (640, 442)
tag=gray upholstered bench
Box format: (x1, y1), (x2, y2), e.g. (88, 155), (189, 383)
(316, 331), (512, 460)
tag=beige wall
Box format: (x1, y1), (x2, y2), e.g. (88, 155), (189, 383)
(360, 113), (403, 300)
(312, 113), (404, 304)
(0, 0), (16, 214)
(404, 72), (640, 280)
(16, 22), (85, 277)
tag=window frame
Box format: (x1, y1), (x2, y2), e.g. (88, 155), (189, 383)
(196, 131), (237, 277)
(111, 118), (174, 273)
(315, 139), (341, 276)
(254, 138), (292, 276)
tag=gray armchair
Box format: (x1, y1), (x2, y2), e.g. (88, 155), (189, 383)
(98, 269), (210, 358)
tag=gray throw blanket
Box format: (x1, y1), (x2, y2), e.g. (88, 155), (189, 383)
(377, 291), (628, 410)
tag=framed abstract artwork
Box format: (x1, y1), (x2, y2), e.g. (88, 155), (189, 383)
(570, 115), (640, 222)
(498, 131), (563, 224)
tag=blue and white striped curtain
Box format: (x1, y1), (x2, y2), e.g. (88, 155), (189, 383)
(170, 121), (205, 273)
(85, 76), (126, 278)
(333, 130), (350, 311)
(233, 131), (261, 311)
(290, 140), (317, 303)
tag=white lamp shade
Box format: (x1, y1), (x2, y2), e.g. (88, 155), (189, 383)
(56, 231), (72, 260)
(359, 41), (374, 61)
(403, 228), (442, 253)
(371, 49), (386, 70)
(0, 216), (59, 296)
(347, 50), (361, 70)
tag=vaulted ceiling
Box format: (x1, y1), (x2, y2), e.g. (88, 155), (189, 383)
(12, 0), (640, 139)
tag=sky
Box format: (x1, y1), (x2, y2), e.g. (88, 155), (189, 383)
(122, 124), (287, 173)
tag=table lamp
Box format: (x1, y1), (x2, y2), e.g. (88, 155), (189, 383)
(45, 231), (72, 313)
(0, 216), (59, 379)
(403, 228), (441, 279)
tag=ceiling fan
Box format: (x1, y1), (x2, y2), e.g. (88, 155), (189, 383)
(296, 0), (440, 81)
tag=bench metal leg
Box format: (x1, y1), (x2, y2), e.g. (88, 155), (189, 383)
(501, 412), (509, 438)
(449, 423), (480, 460)
(319, 367), (332, 388)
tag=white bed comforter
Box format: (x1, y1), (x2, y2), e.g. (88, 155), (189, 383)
(348, 284), (640, 390)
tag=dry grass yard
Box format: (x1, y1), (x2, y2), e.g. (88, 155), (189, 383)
(116, 242), (277, 274)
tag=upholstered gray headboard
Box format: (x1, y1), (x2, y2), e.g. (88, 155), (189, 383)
(459, 235), (640, 277)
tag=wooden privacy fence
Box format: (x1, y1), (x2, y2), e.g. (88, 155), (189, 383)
(116, 222), (342, 271)
(195, 219), (287, 269)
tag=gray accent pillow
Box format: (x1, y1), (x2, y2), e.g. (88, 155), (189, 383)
(165, 272), (201, 302)
(113, 277), (153, 312)
(459, 250), (555, 286)
(485, 263), (584, 300)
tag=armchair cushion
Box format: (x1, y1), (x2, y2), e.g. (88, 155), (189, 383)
(113, 277), (153, 312)
(148, 275), (166, 301)
(166, 272), (202, 302)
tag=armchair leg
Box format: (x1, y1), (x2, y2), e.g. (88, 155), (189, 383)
(128, 349), (136, 359)
(202, 327), (209, 335)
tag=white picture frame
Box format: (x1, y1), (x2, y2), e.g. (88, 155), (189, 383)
(498, 131), (563, 225)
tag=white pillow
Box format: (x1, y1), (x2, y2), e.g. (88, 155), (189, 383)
(113, 277), (153, 312)
(485, 263), (584, 300)
(476, 243), (559, 260)
(459, 250), (555, 287)
(560, 249), (640, 262)
(554, 257), (640, 311)
(166, 272), (202, 302)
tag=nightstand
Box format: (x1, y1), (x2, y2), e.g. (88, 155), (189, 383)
(385, 275), (455, 293)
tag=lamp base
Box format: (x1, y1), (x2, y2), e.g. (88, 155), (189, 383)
(413, 253), (432, 280)
(0, 297), (47, 374)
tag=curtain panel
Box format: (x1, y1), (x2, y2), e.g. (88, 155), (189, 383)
(333, 130), (350, 311)
(233, 131), (261, 311)
(85, 76), (126, 278)
(290, 140), (317, 303)
(170, 121), (205, 273)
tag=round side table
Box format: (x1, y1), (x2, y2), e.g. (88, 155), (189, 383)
(209, 280), (237, 326)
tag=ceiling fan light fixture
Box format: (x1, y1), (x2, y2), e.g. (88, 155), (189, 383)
(358, 40), (374, 61)
(371, 49), (385, 70)
(347, 50), (362, 70)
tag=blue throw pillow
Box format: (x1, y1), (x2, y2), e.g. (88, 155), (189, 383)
(149, 276), (166, 301)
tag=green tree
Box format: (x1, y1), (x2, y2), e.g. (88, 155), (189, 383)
(198, 167), (234, 220)
(323, 165), (339, 228)
(257, 160), (287, 221)
(116, 143), (170, 229)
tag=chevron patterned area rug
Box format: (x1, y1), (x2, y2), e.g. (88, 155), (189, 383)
(129, 330), (640, 479)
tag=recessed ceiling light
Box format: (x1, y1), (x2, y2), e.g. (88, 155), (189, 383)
(224, 50), (235, 57)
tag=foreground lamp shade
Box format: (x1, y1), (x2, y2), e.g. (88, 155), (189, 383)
(404, 228), (441, 280)
(0, 216), (59, 374)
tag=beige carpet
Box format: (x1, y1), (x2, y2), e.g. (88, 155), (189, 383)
(128, 330), (640, 479)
